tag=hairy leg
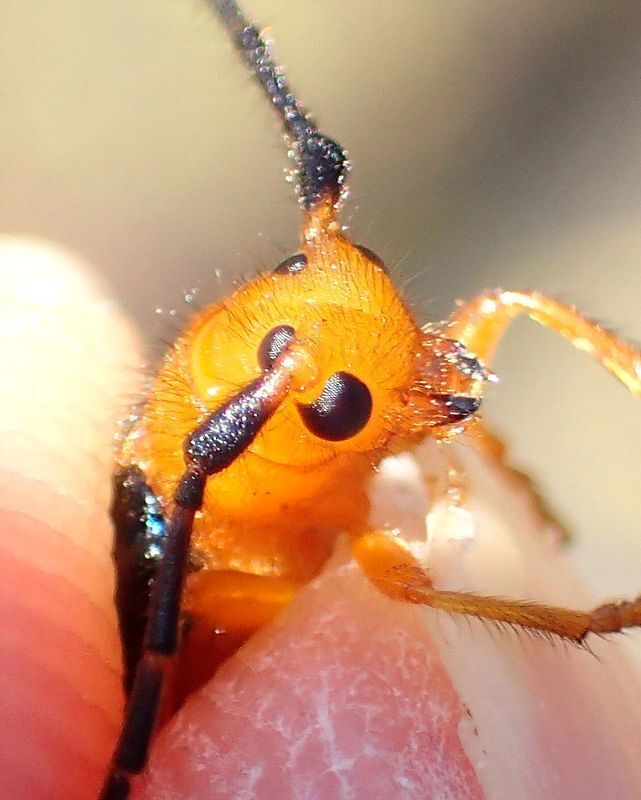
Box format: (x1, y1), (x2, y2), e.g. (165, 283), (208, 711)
(351, 529), (641, 641)
(448, 289), (641, 396)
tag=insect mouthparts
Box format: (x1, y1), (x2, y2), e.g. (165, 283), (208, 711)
(442, 394), (481, 419)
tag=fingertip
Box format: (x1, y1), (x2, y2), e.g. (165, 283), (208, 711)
(137, 441), (641, 800)
(0, 236), (143, 799)
(137, 555), (483, 800)
(0, 235), (142, 513)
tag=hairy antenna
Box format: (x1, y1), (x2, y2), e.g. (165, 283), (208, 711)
(210, 0), (348, 213)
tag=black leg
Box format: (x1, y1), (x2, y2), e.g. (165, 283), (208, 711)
(111, 467), (168, 694)
(100, 475), (203, 800)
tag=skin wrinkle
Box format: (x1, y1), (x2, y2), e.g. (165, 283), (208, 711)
(0, 662), (114, 797)
(0, 684), (109, 771)
(0, 503), (106, 582)
(0, 571), (118, 703)
(0, 498), (117, 621)
(0, 434), (113, 538)
(311, 671), (355, 799)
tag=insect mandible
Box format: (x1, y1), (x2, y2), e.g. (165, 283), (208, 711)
(100, 2), (641, 797)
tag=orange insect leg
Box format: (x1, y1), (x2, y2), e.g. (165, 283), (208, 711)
(351, 530), (641, 641)
(448, 289), (641, 396)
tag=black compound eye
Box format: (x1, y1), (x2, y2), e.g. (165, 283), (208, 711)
(274, 253), (308, 275)
(355, 244), (388, 273)
(258, 324), (295, 371)
(298, 371), (372, 441)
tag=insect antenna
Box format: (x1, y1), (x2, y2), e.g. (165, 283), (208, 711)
(100, 355), (296, 799)
(209, 0), (349, 220)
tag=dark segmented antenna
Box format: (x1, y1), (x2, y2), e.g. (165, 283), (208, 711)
(100, 359), (295, 799)
(210, 0), (349, 216)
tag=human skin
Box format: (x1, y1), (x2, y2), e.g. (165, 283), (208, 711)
(2, 236), (641, 800)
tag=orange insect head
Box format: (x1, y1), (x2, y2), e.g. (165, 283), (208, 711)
(140, 212), (487, 533)
(187, 216), (487, 460)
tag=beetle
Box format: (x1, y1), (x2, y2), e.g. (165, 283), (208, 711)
(100, 2), (641, 797)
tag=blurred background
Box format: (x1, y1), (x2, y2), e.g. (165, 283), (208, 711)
(2, 0), (641, 598)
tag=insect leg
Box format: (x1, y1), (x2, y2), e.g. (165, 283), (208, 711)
(448, 289), (641, 396)
(100, 471), (204, 800)
(111, 466), (168, 694)
(352, 530), (641, 641)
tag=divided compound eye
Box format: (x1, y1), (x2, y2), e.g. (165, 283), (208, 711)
(355, 244), (388, 273)
(258, 324), (295, 371)
(274, 253), (308, 274)
(298, 371), (372, 441)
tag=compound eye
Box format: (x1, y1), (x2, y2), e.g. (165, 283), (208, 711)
(258, 324), (295, 371)
(355, 244), (388, 273)
(274, 253), (308, 275)
(298, 371), (372, 441)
